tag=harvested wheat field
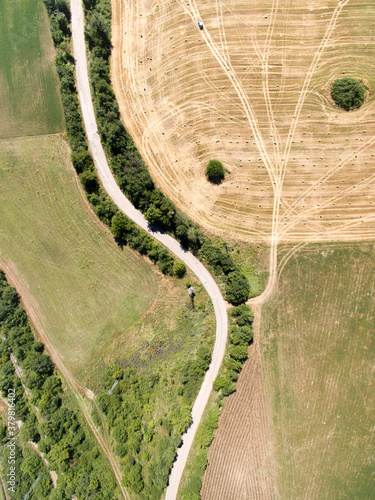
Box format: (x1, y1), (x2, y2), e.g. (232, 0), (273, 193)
(112, 0), (375, 245)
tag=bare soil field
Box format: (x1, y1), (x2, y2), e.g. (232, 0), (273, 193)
(112, 0), (375, 245)
(259, 242), (375, 499)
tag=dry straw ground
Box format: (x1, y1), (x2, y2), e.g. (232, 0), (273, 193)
(111, 0), (375, 497)
(112, 0), (375, 246)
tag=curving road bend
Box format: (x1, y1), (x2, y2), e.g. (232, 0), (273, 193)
(70, 1), (228, 498)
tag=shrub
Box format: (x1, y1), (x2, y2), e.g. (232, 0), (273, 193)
(331, 77), (365, 111)
(213, 375), (227, 392)
(79, 170), (100, 194)
(71, 149), (94, 174)
(225, 272), (250, 305)
(145, 205), (163, 226)
(230, 303), (254, 325)
(205, 159), (225, 184)
(173, 261), (187, 278)
(229, 344), (249, 362)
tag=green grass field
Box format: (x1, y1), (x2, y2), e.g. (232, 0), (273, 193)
(0, 134), (214, 387)
(0, 0), (63, 138)
(0, 134), (165, 376)
(261, 243), (375, 499)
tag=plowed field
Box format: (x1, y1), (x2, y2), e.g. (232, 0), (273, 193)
(201, 303), (278, 499)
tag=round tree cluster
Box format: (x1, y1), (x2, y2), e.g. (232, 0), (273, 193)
(331, 77), (365, 111)
(205, 159), (225, 184)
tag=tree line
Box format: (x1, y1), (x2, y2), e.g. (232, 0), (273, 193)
(0, 271), (119, 498)
(43, 0), (257, 305)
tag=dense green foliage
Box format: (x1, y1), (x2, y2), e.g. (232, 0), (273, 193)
(214, 304), (254, 394)
(205, 159), (225, 184)
(0, 271), (118, 498)
(331, 77), (365, 111)
(200, 243), (253, 304)
(224, 272), (251, 305)
(179, 304), (254, 498)
(96, 306), (213, 498)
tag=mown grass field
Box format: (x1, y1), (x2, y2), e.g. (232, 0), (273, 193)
(0, 134), (207, 380)
(261, 243), (375, 499)
(0, 0), (63, 138)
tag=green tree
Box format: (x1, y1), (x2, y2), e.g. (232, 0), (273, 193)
(71, 149), (94, 174)
(213, 375), (227, 392)
(173, 261), (186, 278)
(0, 423), (7, 444)
(331, 77), (365, 111)
(111, 212), (135, 244)
(176, 224), (188, 243)
(22, 353), (54, 390)
(89, 476), (100, 491)
(48, 440), (72, 471)
(230, 304), (254, 326)
(20, 413), (40, 443)
(85, 12), (112, 59)
(168, 405), (191, 434)
(205, 159), (225, 184)
(20, 452), (43, 477)
(225, 272), (250, 305)
(145, 205), (163, 226)
(79, 170), (100, 194)
(229, 344), (249, 362)
(123, 463), (143, 493)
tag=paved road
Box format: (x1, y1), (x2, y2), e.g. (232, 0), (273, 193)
(70, 1), (228, 498)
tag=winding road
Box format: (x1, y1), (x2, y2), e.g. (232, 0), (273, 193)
(70, 1), (228, 498)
